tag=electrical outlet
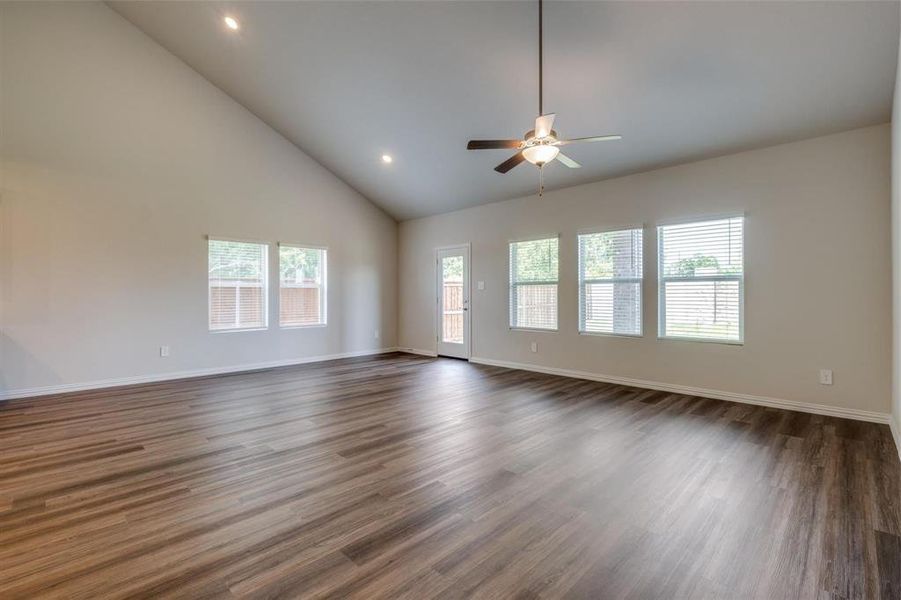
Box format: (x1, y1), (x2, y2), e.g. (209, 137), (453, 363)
(819, 369), (833, 385)
(530, 342), (538, 353)
(374, 329), (380, 340)
(477, 281), (485, 291)
(160, 345), (170, 358)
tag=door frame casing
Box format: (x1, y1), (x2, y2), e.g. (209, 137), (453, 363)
(435, 243), (472, 359)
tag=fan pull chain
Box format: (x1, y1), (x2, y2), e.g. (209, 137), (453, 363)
(539, 165), (545, 197)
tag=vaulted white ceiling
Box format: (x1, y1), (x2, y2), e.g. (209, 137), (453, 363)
(110, 1), (898, 220)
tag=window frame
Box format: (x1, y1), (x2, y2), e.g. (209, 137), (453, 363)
(657, 214), (745, 345)
(207, 235), (270, 334)
(577, 225), (645, 338)
(277, 242), (328, 329)
(508, 234), (560, 332)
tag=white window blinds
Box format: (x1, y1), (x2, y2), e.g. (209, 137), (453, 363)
(578, 228), (643, 336)
(509, 237), (558, 330)
(279, 245), (326, 327)
(208, 239), (269, 331)
(658, 216), (743, 342)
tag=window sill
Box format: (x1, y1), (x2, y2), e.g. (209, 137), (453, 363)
(509, 327), (558, 333)
(280, 324), (327, 330)
(209, 327), (269, 334)
(579, 331), (643, 339)
(658, 335), (743, 346)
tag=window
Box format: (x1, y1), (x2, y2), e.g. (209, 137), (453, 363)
(279, 244), (326, 327)
(509, 237), (558, 330)
(440, 254), (464, 344)
(208, 238), (268, 331)
(658, 216), (744, 342)
(578, 228), (643, 336)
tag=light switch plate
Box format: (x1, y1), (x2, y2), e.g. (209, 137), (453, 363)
(477, 281), (485, 290)
(819, 369), (833, 385)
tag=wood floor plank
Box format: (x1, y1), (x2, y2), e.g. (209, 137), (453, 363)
(0, 352), (898, 599)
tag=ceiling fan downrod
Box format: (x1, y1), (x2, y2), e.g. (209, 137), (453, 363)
(537, 0), (543, 197)
(538, 0), (543, 117)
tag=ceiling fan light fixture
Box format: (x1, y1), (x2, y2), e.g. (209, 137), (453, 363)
(522, 144), (559, 165)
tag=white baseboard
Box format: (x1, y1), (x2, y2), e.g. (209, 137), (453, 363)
(891, 415), (901, 462)
(397, 347), (438, 357)
(469, 356), (891, 425)
(6, 349), (894, 433)
(0, 347), (399, 401)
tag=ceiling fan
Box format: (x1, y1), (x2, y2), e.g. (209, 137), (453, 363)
(466, 0), (621, 195)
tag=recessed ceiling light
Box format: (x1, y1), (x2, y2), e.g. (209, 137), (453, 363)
(224, 16), (239, 31)
(381, 154), (393, 164)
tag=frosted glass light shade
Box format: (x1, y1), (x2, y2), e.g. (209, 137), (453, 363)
(522, 144), (559, 165)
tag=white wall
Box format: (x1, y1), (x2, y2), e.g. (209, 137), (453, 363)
(0, 2), (397, 397)
(400, 125), (892, 418)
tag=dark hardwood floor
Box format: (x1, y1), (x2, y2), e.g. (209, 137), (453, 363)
(1, 353), (899, 599)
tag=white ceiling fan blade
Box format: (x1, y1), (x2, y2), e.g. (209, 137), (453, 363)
(556, 152), (580, 168)
(556, 134), (622, 146)
(534, 113), (556, 138)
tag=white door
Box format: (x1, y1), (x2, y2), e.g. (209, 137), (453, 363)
(436, 245), (470, 359)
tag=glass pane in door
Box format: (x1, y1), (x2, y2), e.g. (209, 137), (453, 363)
(442, 256), (464, 343)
